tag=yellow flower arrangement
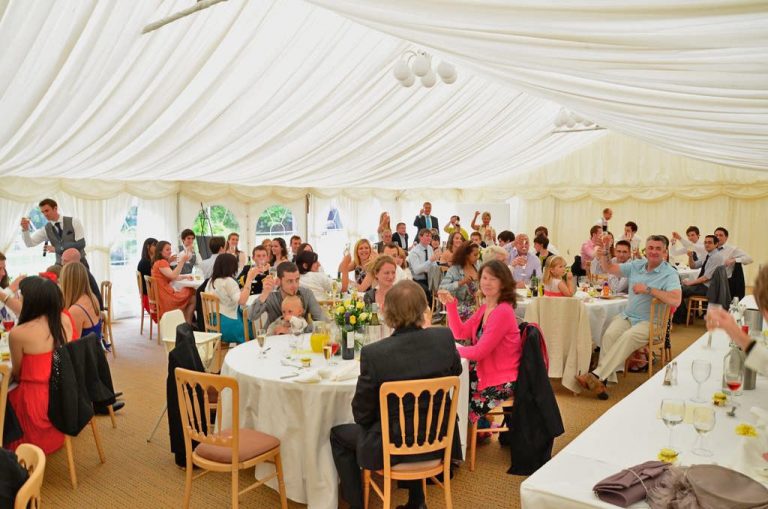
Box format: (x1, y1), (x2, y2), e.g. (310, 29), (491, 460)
(735, 423), (758, 437)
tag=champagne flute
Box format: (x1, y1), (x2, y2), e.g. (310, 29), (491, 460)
(704, 303), (722, 349)
(690, 359), (711, 403)
(322, 343), (333, 366)
(691, 406), (716, 457)
(269, 267), (279, 293)
(255, 328), (267, 358)
(660, 399), (685, 452)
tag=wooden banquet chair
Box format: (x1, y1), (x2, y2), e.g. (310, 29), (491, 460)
(146, 310), (221, 443)
(466, 398), (515, 472)
(136, 270), (150, 337)
(174, 368), (287, 509)
(201, 292), (229, 372)
(144, 275), (162, 343)
(14, 443), (46, 509)
(363, 376), (460, 509)
(624, 298), (672, 379)
(100, 280), (116, 358)
(686, 295), (708, 326)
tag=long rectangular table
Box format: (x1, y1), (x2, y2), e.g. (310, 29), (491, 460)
(521, 329), (768, 508)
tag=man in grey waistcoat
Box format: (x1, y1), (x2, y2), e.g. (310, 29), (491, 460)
(21, 198), (88, 267)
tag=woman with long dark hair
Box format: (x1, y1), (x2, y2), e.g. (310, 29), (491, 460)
(438, 260), (522, 426)
(205, 253), (257, 344)
(7, 276), (72, 453)
(270, 238), (289, 266)
(226, 232), (247, 272)
(439, 241), (480, 320)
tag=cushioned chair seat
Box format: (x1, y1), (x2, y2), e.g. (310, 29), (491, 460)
(195, 428), (280, 463)
(391, 459), (442, 472)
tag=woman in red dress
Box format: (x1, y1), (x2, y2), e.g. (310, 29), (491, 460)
(7, 276), (74, 453)
(151, 240), (196, 322)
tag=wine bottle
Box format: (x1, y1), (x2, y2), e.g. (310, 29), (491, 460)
(341, 330), (355, 360)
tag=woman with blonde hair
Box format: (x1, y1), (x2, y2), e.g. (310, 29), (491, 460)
(377, 212), (391, 241)
(60, 261), (103, 340)
(542, 256), (575, 297)
(339, 238), (377, 292)
(471, 211), (497, 245)
(363, 256), (397, 313)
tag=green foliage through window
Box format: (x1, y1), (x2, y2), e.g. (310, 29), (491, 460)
(256, 205), (294, 235)
(193, 206), (240, 237)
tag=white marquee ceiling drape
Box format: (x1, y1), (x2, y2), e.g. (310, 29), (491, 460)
(0, 0), (605, 190)
(308, 0), (768, 170)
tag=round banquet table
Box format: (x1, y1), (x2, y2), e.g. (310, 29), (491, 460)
(516, 296), (628, 347)
(675, 266), (699, 282)
(220, 335), (356, 509)
(219, 334), (470, 509)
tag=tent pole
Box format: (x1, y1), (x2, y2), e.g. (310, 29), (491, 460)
(142, 0), (228, 34)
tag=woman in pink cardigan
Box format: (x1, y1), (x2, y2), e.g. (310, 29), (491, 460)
(438, 260), (522, 424)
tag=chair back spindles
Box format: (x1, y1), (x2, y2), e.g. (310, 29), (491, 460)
(200, 292), (222, 334)
(14, 443), (46, 509)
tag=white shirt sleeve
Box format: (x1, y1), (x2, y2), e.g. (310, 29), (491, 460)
(22, 227), (48, 247)
(72, 217), (86, 241)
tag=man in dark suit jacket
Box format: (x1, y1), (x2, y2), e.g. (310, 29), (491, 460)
(413, 202), (439, 244)
(392, 222), (410, 251)
(330, 281), (462, 509)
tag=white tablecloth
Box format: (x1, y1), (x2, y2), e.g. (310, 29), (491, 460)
(220, 335), (469, 509)
(517, 297), (628, 346)
(171, 277), (204, 291)
(521, 330), (768, 508)
(676, 267), (699, 282)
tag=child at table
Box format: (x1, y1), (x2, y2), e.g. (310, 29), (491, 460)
(267, 296), (308, 335)
(542, 256), (575, 297)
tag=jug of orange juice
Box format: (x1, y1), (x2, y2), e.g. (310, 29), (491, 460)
(310, 322), (330, 353)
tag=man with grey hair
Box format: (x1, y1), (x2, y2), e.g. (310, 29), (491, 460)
(577, 235), (681, 399)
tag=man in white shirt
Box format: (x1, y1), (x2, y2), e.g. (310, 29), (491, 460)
(177, 228), (202, 274)
(714, 226), (753, 278)
(21, 198), (87, 266)
(407, 228), (440, 302)
(200, 236), (226, 279)
(596, 208), (612, 232)
(606, 240), (631, 294)
(673, 235), (725, 323)
(670, 226), (706, 260)
(621, 221), (641, 255)
(509, 233), (542, 288)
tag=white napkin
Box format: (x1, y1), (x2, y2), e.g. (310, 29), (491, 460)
(293, 370), (322, 384)
(331, 362), (360, 381)
(574, 290), (590, 300)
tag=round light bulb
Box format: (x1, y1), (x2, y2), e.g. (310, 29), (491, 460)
(437, 61), (456, 81)
(393, 60), (411, 81)
(565, 116), (576, 128)
(554, 108), (569, 128)
(400, 73), (415, 87)
(421, 70), (437, 88)
(412, 54), (429, 77)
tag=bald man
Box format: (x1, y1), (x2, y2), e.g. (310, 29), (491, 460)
(62, 248), (103, 310)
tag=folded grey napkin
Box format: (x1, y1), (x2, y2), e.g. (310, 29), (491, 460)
(593, 460), (670, 507)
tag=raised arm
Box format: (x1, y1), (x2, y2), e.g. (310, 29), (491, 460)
(595, 245), (623, 277)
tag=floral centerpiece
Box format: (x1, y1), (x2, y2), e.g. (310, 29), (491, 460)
(332, 292), (372, 350)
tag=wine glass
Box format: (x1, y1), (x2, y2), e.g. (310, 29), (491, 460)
(691, 406), (716, 457)
(326, 335), (339, 366)
(269, 267), (279, 293)
(704, 303), (723, 349)
(255, 328), (267, 358)
(690, 359), (711, 403)
(660, 399), (685, 452)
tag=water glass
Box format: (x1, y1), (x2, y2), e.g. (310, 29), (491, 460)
(660, 399), (685, 452)
(690, 359), (711, 403)
(691, 406), (716, 456)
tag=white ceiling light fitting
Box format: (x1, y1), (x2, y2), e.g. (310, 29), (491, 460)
(392, 50), (457, 88)
(552, 107), (605, 133)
